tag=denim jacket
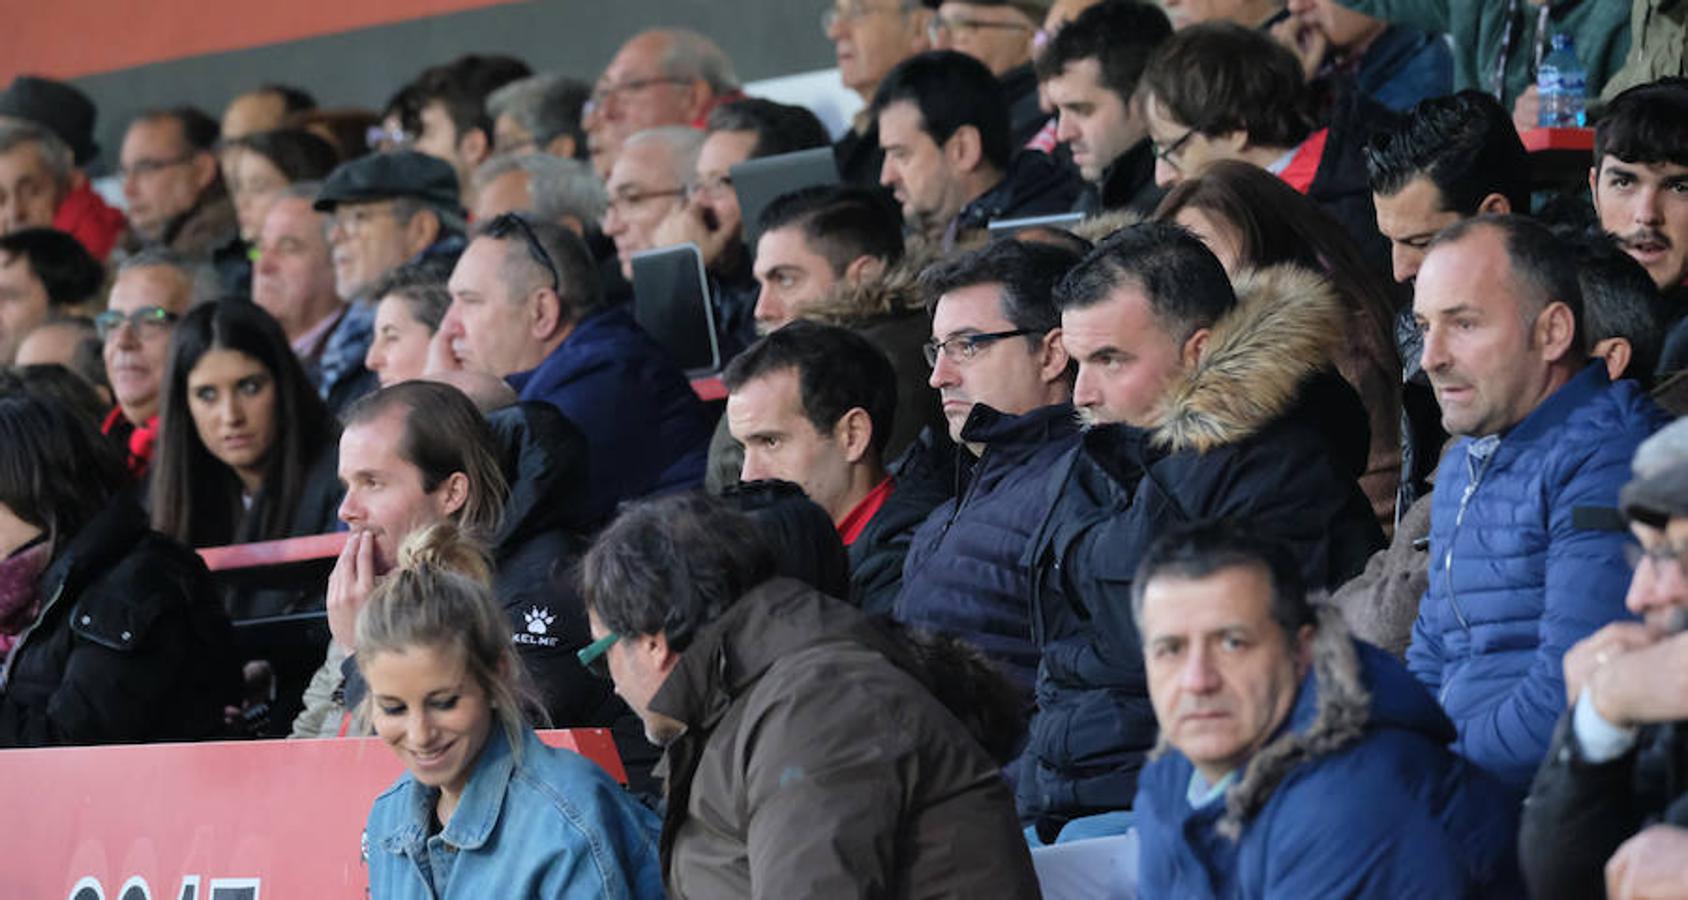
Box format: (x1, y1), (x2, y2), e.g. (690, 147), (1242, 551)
(365, 726), (664, 899)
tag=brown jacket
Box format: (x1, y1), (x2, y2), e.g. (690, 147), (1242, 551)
(648, 578), (1040, 899)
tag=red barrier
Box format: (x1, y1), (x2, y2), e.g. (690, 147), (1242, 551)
(691, 374), (727, 402)
(0, 729), (624, 898)
(1520, 126), (1595, 153)
(198, 532), (348, 572)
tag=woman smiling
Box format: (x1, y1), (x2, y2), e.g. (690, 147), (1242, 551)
(358, 523), (663, 899)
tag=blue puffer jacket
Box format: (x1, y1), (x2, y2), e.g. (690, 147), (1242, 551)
(1410, 362), (1667, 791)
(506, 303), (713, 529)
(1411, 361), (1660, 790)
(895, 403), (1080, 691)
(1136, 625), (1525, 898)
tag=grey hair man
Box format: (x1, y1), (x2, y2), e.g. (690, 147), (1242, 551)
(583, 29), (741, 178)
(470, 152), (608, 235)
(487, 73), (592, 160)
(601, 126), (702, 280)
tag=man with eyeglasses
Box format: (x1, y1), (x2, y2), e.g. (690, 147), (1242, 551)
(652, 98), (833, 354)
(891, 239), (1081, 693)
(873, 51), (1083, 249)
(602, 126), (700, 284)
(311, 151), (469, 415)
(584, 29), (744, 180)
(0, 228), (102, 366)
(1139, 22), (1393, 271)
(1036, 0), (1173, 216)
(375, 54), (531, 209)
(98, 249), (207, 476)
(441, 212), (712, 528)
(921, 0), (1051, 149)
(1018, 220), (1381, 843)
(1521, 417), (1688, 900)
(118, 107), (245, 294)
(824, 0), (933, 187)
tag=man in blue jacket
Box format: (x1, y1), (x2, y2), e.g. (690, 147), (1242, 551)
(441, 211), (712, 528)
(894, 238), (1082, 692)
(1133, 520), (1522, 897)
(1409, 214), (1669, 792)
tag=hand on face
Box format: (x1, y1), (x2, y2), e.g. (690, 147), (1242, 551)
(1588, 629), (1688, 728)
(327, 529), (382, 652)
(651, 200), (731, 268)
(1562, 620), (1656, 705)
(1268, 15), (1327, 81)
(427, 311), (469, 376)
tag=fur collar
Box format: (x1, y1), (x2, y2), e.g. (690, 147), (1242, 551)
(798, 245), (938, 328)
(1149, 608), (1371, 839)
(1152, 265), (1345, 453)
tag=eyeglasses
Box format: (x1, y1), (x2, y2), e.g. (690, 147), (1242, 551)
(685, 173), (734, 202)
(577, 632), (622, 679)
(120, 154), (195, 181)
(1625, 541), (1688, 575)
(1151, 128), (1198, 172)
(604, 187), (686, 220)
(822, 1), (907, 33)
(365, 124), (416, 152)
(923, 328), (1040, 367)
(483, 212), (561, 293)
(330, 205), (401, 238)
(583, 77), (691, 120)
(95, 306), (180, 340)
(927, 15), (1031, 44)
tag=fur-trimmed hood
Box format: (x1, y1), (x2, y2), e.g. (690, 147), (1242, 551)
(1148, 608), (1458, 838)
(798, 244), (939, 328)
(1152, 265), (1348, 454)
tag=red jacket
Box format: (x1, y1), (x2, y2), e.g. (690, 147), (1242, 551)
(53, 182), (127, 262)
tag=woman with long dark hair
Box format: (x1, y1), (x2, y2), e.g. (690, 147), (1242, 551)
(1156, 160), (1404, 532)
(150, 300), (342, 616)
(0, 392), (240, 746)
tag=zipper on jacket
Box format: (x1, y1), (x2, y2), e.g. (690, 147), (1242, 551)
(0, 580), (66, 689)
(1443, 439), (1500, 638)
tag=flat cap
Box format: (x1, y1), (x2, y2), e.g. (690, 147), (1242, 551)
(314, 150), (461, 215)
(1621, 418), (1688, 527)
(0, 75), (99, 165)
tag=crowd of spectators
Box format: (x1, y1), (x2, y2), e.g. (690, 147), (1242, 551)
(1, 0), (1687, 895)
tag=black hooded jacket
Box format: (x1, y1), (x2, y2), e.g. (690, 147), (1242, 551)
(1017, 266), (1385, 830)
(0, 498), (241, 746)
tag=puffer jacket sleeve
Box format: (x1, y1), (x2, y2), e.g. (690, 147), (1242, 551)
(1261, 774), (1470, 897)
(1406, 595), (1446, 695)
(1450, 442), (1638, 788)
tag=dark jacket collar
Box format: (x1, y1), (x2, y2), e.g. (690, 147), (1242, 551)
(960, 402), (1079, 450)
(39, 496), (148, 600)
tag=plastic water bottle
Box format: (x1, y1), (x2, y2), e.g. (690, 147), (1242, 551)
(1537, 33), (1588, 128)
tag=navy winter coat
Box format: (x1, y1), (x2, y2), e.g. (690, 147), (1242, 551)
(895, 403), (1080, 691)
(1018, 267), (1383, 828)
(1136, 629), (1524, 898)
(506, 303), (712, 528)
(1410, 362), (1667, 790)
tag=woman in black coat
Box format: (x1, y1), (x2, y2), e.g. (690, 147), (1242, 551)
(0, 393), (240, 746)
(149, 300), (342, 619)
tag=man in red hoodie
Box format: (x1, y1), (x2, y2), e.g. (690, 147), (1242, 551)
(0, 76), (127, 261)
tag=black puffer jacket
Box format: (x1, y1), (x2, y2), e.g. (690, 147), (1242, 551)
(1017, 266), (1384, 831)
(0, 498), (240, 746)
(486, 401), (618, 728)
(954, 150), (1086, 243)
(896, 403), (1081, 692)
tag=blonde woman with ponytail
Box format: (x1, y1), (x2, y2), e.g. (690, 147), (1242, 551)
(358, 523), (663, 899)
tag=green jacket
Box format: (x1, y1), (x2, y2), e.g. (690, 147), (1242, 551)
(1338, 0), (1631, 108)
(1601, 0), (1686, 98)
